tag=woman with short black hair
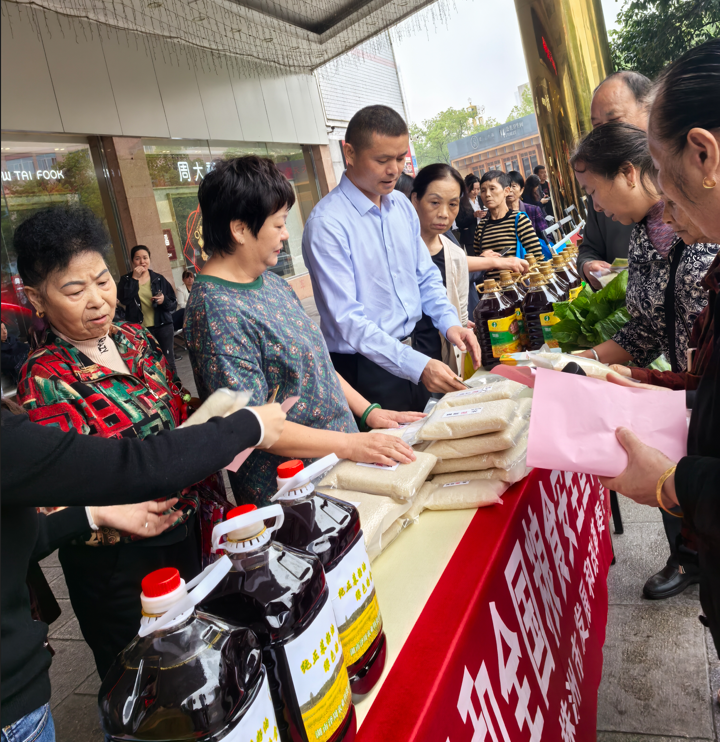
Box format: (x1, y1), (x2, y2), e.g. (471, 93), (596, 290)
(186, 156), (424, 506)
(521, 174), (545, 210)
(117, 245), (177, 369)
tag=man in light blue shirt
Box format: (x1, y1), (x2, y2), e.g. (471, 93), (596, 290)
(302, 105), (480, 412)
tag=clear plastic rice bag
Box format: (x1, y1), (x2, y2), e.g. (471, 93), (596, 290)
(435, 379), (526, 410)
(180, 388), (250, 427)
(431, 457), (529, 485)
(425, 478), (509, 511)
(316, 487), (410, 563)
(418, 399), (518, 441)
(319, 451), (438, 502)
(370, 417), (427, 446)
(531, 351), (612, 380)
(401, 482), (434, 522)
(431, 434), (528, 475)
(424, 398), (531, 459)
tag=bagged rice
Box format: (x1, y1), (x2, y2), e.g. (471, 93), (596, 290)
(418, 399), (518, 441)
(435, 379), (526, 410)
(532, 351), (612, 379)
(431, 434), (528, 474)
(402, 482), (434, 521)
(319, 451), (437, 501)
(431, 457), (528, 485)
(425, 478), (508, 511)
(316, 487), (410, 562)
(424, 398), (531, 459)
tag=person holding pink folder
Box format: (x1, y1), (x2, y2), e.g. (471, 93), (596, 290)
(600, 39), (720, 657)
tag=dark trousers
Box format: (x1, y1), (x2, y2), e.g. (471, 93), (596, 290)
(330, 352), (430, 414)
(58, 517), (200, 679)
(172, 308), (185, 332)
(662, 509), (700, 572)
(148, 322), (176, 371)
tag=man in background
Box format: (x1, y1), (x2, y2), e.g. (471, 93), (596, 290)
(577, 71), (652, 289)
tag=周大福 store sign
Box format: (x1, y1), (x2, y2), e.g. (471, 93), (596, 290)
(2, 169), (65, 182)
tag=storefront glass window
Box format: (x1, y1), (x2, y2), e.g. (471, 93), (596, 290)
(1, 135), (121, 340)
(143, 139), (315, 287)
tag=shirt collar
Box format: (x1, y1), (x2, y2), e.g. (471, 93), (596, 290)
(339, 172), (394, 216)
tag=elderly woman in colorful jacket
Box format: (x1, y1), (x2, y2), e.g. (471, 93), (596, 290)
(15, 205), (227, 679)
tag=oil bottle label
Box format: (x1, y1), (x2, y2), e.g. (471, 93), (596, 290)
(487, 314), (520, 357)
(327, 536), (382, 668)
(224, 671), (279, 741)
(569, 285), (582, 301)
(284, 595), (352, 742)
(515, 308), (528, 349)
(540, 312), (560, 348)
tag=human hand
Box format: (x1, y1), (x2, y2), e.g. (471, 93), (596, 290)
(474, 210), (483, 218)
(608, 364), (632, 377)
(498, 256), (529, 274)
(541, 197), (550, 204)
(342, 432), (417, 467)
(248, 403), (286, 448)
(132, 265), (147, 280)
(598, 427), (678, 506)
(153, 292), (165, 305)
(446, 325), (482, 369)
(467, 320), (475, 330)
(366, 408), (426, 429)
(481, 249), (496, 258)
(420, 358), (469, 393)
(89, 498), (179, 538)
(606, 370), (673, 392)
(583, 260), (611, 289)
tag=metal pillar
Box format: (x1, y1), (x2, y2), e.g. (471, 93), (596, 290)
(513, 0), (613, 216)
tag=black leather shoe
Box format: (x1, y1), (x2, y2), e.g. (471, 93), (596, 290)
(643, 564), (700, 600)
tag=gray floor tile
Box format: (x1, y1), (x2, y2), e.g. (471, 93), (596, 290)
(41, 566), (63, 585)
(48, 640), (97, 709)
(47, 571), (70, 600)
(49, 615), (84, 640)
(597, 734), (713, 741)
(612, 495), (664, 525)
(597, 604), (713, 739)
(52, 692), (105, 742)
(75, 672), (101, 696)
(48, 599), (77, 634)
(609, 523), (700, 606)
(40, 551), (60, 568)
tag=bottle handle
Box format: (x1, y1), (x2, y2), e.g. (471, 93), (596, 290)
(270, 453), (339, 502)
(211, 503), (285, 553)
(138, 555), (233, 637)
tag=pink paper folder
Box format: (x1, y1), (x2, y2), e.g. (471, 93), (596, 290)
(527, 368), (687, 478)
(225, 396), (299, 473)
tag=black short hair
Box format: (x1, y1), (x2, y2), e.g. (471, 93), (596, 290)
(14, 206), (110, 288)
(533, 164), (546, 175)
(198, 156), (296, 257)
(507, 170), (525, 188)
(650, 38), (720, 155)
(394, 172), (414, 199)
(522, 174), (542, 202)
(130, 245), (150, 261)
(480, 170), (511, 189)
(571, 122), (655, 189)
(594, 70), (652, 104)
(345, 105), (408, 152)
(412, 163), (465, 200)
(181, 269), (195, 280)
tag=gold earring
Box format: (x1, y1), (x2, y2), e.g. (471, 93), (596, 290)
(37, 310), (45, 318)
(703, 177), (717, 189)
(629, 182), (636, 188)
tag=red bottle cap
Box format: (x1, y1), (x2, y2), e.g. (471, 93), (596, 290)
(227, 504), (257, 520)
(142, 567), (181, 598)
(277, 460), (304, 479)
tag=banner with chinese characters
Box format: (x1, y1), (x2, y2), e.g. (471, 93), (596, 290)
(357, 468), (611, 742)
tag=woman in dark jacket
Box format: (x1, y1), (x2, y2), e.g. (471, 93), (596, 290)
(0, 398), (284, 739)
(455, 174), (482, 253)
(117, 245), (177, 369)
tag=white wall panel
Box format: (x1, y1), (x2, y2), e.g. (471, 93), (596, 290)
(101, 32), (169, 138)
(39, 14), (122, 135)
(285, 75), (318, 144)
(260, 76), (296, 143)
(230, 74), (272, 142)
(308, 75), (329, 144)
(1, 7), (63, 134)
(152, 50), (209, 140)
(195, 60), (244, 142)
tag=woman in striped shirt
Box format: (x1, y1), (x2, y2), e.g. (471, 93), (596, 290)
(472, 171), (543, 280)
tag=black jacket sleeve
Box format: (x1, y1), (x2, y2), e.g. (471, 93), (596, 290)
(31, 508), (91, 562)
(159, 273), (177, 314)
(1, 408), (261, 508)
(577, 199), (607, 281)
(455, 201), (477, 232)
(116, 273), (141, 323)
(675, 455), (720, 542)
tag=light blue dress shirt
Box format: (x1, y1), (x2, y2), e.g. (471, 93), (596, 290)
(301, 173), (461, 384)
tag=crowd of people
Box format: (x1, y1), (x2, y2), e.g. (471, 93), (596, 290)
(0, 36), (718, 742)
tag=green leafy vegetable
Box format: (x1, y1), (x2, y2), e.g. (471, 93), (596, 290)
(550, 271), (629, 352)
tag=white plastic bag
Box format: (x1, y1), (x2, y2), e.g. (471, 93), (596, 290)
(424, 398), (531, 459)
(316, 488), (410, 562)
(531, 350), (612, 380)
(180, 388), (250, 428)
(425, 478), (508, 511)
(431, 457), (529, 485)
(418, 399), (518, 441)
(370, 417), (427, 446)
(435, 379), (526, 410)
(319, 451), (437, 501)
(431, 434), (528, 474)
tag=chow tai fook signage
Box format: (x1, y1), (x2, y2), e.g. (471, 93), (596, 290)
(2, 168), (65, 182)
(177, 160), (215, 182)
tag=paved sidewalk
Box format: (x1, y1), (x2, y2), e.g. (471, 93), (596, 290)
(39, 296), (719, 740)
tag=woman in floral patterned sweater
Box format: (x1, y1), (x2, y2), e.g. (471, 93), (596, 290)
(186, 156), (426, 506)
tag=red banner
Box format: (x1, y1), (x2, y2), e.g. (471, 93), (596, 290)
(358, 468), (611, 742)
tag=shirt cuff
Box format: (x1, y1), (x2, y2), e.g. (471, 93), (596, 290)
(244, 408), (265, 447)
(436, 309), (462, 339)
(402, 346), (432, 385)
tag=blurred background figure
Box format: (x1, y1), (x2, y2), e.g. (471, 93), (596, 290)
(1, 321), (30, 386)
